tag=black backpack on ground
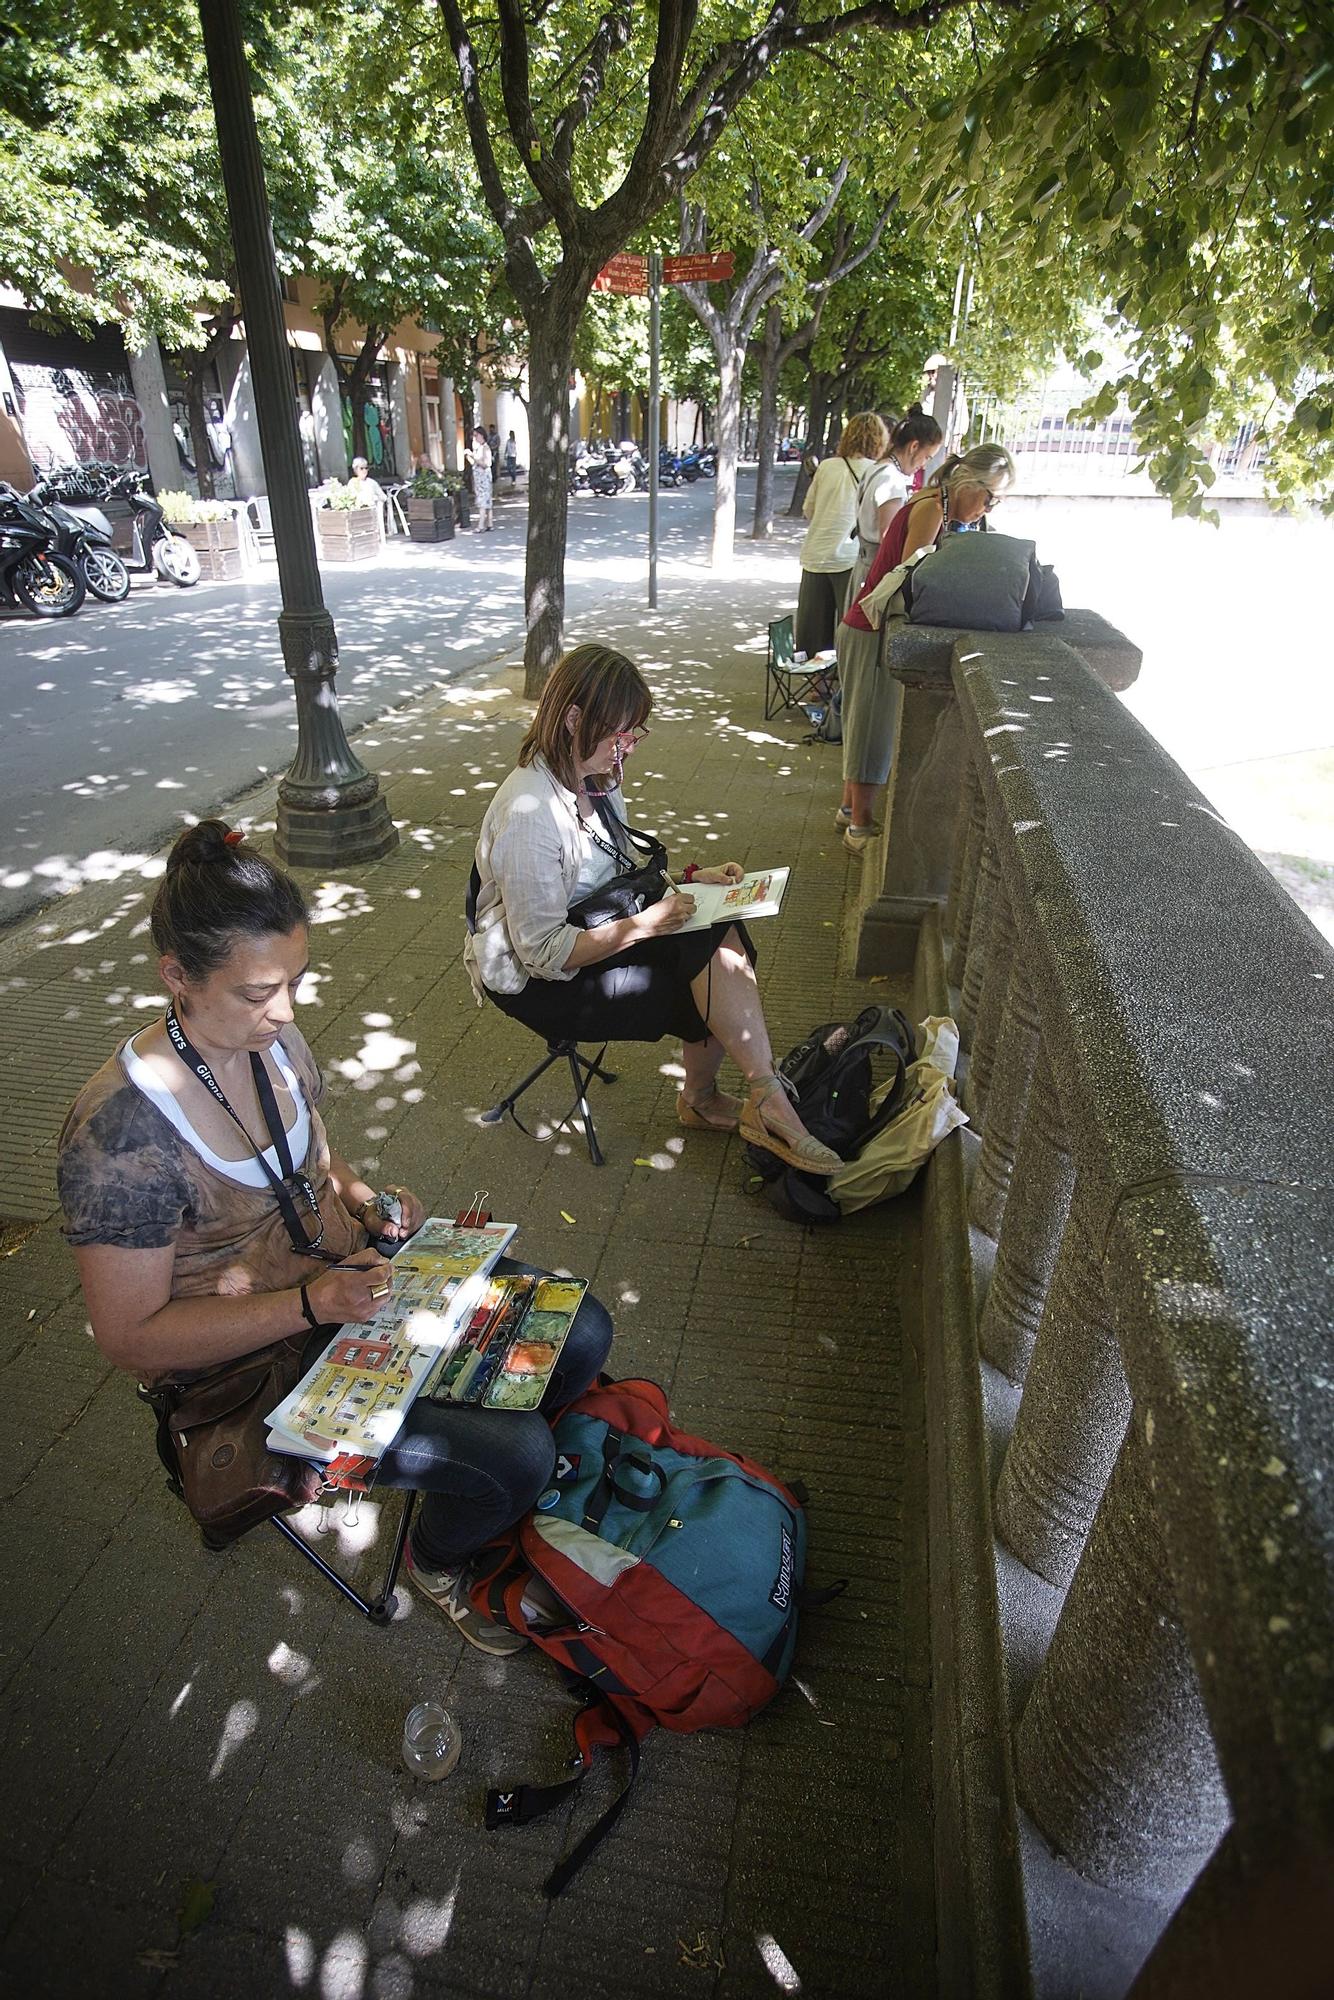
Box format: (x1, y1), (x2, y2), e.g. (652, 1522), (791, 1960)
(745, 1005), (917, 1224)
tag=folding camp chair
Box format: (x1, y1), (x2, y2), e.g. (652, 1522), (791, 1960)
(141, 1387), (415, 1625)
(765, 614), (836, 720)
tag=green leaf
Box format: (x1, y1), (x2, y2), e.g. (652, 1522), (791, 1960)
(177, 1878), (215, 1939)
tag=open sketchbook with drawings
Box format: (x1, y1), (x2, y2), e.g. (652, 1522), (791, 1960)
(675, 865), (790, 932)
(264, 1216), (518, 1481)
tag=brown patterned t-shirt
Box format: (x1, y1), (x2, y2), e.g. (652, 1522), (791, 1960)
(57, 1023), (366, 1303)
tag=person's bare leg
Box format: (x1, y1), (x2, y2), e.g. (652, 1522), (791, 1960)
(848, 780), (880, 829)
(688, 934), (819, 1144)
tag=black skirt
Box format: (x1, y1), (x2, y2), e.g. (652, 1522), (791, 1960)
(488, 921), (757, 1046)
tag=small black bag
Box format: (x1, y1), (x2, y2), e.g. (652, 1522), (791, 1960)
(565, 795), (670, 931)
(745, 1006), (917, 1225)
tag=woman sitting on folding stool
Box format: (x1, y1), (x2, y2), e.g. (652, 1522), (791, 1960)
(57, 820), (612, 1655)
(465, 643), (841, 1175)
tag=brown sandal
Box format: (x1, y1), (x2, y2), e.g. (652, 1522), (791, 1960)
(677, 1088), (742, 1133)
(738, 1079), (842, 1176)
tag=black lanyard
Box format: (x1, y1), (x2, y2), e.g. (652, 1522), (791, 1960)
(582, 795), (635, 876)
(164, 1006), (338, 1262)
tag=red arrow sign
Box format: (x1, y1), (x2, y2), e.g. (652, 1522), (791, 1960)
(662, 252), (735, 285)
(593, 253), (648, 294)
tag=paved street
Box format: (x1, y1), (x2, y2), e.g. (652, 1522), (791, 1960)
(0, 473), (737, 928)
(0, 547), (930, 1999)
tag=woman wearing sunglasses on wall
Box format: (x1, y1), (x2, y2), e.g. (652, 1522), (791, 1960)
(466, 643), (841, 1173)
(57, 821), (614, 1656)
(834, 444), (1017, 855)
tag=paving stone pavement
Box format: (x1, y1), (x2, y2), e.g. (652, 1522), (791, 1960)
(0, 548), (934, 1999)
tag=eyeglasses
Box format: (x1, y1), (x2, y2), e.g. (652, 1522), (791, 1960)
(611, 725), (649, 747)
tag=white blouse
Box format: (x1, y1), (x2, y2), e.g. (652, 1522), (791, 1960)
(465, 756), (632, 997)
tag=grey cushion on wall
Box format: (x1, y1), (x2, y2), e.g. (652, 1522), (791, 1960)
(909, 531), (1042, 633)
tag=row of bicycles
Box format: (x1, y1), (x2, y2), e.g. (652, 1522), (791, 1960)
(0, 463), (200, 619)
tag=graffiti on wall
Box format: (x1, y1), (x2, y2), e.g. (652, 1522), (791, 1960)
(12, 363), (148, 471)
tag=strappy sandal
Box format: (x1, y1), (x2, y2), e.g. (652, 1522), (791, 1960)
(738, 1079), (842, 1176)
(677, 1088), (742, 1132)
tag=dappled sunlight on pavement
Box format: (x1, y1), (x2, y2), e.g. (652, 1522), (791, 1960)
(0, 522), (929, 1998)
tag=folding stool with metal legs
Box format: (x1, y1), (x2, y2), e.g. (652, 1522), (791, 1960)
(480, 1038), (618, 1167)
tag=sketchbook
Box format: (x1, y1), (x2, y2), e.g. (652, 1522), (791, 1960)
(264, 1216), (516, 1473)
(674, 865), (790, 932)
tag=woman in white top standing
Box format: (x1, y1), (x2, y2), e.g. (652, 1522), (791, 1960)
(466, 644), (842, 1174)
(848, 407), (944, 597)
(794, 411), (888, 655)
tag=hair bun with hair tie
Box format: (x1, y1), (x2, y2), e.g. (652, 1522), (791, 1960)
(223, 829), (245, 848)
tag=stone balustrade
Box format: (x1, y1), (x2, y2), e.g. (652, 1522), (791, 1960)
(862, 610), (1334, 1996)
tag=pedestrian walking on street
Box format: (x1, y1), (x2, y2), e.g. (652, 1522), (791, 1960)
(503, 431), (518, 484)
(467, 428), (495, 530)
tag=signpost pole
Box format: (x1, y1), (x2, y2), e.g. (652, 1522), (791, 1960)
(648, 252), (661, 610)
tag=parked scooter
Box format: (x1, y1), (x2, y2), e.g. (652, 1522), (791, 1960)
(0, 484), (86, 616)
(679, 443), (717, 481)
(658, 446), (684, 487)
(58, 464), (200, 587)
(28, 479), (130, 602)
(585, 447), (625, 497)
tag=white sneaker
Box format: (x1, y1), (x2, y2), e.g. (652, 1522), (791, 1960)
(405, 1547), (528, 1656)
(834, 805), (853, 827)
(842, 823), (880, 856)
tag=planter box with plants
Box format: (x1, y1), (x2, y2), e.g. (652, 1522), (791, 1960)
(317, 482), (384, 562)
(403, 467), (460, 543)
(159, 493), (248, 581)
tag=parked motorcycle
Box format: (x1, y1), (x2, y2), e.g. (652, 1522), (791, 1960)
(58, 464), (200, 587)
(678, 444), (715, 482)
(658, 446), (684, 487)
(624, 445), (650, 492)
(0, 484), (86, 616)
(585, 448), (625, 497)
(28, 479), (131, 602)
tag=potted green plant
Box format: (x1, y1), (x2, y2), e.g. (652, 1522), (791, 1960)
(316, 479), (384, 562)
(404, 467), (456, 542)
(177, 498), (245, 580)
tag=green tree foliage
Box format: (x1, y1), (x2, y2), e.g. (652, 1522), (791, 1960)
(0, 2), (232, 350)
(911, 0), (1334, 514)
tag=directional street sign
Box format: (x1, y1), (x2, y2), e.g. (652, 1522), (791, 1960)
(662, 252), (736, 285)
(593, 253), (649, 295)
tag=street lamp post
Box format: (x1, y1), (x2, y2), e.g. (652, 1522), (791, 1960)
(197, 0), (397, 868)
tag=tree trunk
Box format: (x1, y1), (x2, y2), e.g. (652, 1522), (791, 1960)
(711, 345), (742, 570)
(185, 369), (215, 500)
(521, 307), (579, 696)
(751, 303), (782, 539)
(789, 371), (830, 515)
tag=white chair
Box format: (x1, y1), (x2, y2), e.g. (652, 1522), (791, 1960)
(245, 494), (277, 561)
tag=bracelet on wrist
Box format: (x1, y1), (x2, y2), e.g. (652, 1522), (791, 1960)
(683, 862), (699, 884)
(298, 1283), (321, 1332)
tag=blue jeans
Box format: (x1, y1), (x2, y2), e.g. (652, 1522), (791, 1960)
(374, 1258), (613, 1568)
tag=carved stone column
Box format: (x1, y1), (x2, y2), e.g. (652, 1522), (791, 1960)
(995, 1179), (1132, 1583)
(963, 876), (1015, 1123)
(946, 765), (986, 988)
(977, 1047), (1073, 1379)
(1016, 1422), (1229, 1894)
(969, 960), (1040, 1238)
(958, 835), (1000, 1040)
(944, 755), (980, 942)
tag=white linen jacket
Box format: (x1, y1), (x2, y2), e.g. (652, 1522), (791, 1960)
(464, 756), (629, 999)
